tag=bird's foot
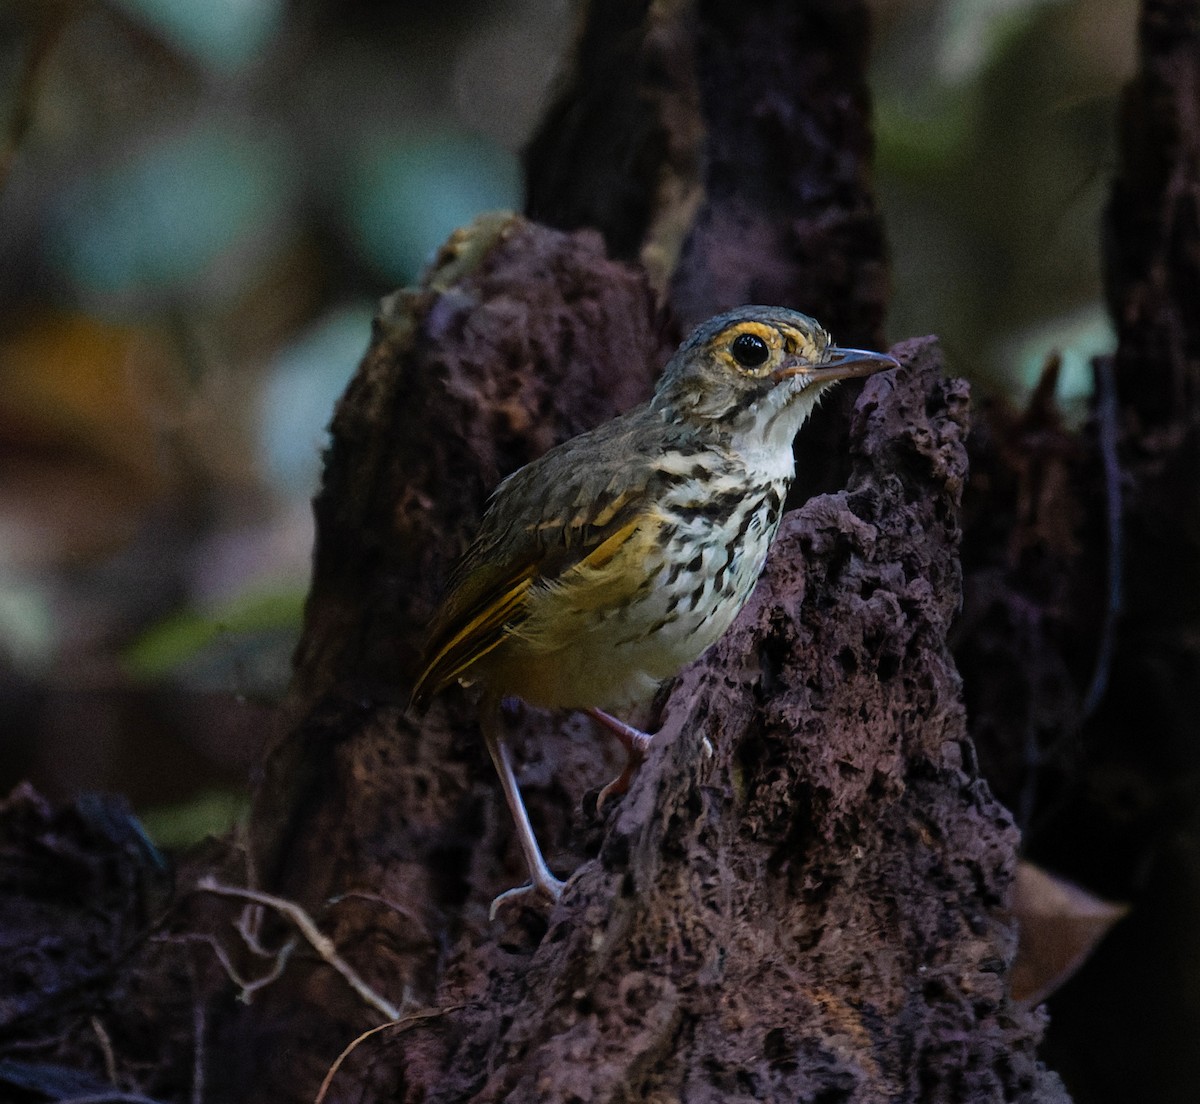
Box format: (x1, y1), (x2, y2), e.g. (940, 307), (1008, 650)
(587, 708), (654, 811)
(596, 761), (640, 811)
(488, 871), (566, 921)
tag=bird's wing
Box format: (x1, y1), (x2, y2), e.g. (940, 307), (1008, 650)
(410, 556), (540, 706)
(411, 415), (680, 706)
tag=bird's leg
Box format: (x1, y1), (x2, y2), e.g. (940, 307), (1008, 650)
(586, 707), (654, 810)
(481, 698), (566, 918)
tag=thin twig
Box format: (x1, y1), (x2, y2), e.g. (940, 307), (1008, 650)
(328, 890), (428, 931)
(159, 931), (296, 1002)
(196, 877), (402, 1021)
(186, 957), (207, 1104)
(54, 1095), (166, 1104)
(313, 1005), (466, 1104)
(1082, 354), (1124, 717)
(90, 1016), (119, 1087)
(235, 903), (272, 957)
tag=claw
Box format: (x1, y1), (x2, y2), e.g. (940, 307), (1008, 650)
(588, 707), (654, 811)
(596, 761), (639, 811)
(488, 873), (566, 920)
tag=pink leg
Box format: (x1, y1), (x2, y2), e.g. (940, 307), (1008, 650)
(586, 707), (654, 809)
(483, 696), (565, 916)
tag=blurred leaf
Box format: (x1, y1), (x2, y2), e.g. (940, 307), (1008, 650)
(938, 0), (1066, 83)
(47, 120), (290, 308)
(123, 583), (305, 680)
(1010, 859), (1130, 1005)
(874, 91), (975, 177)
(259, 302), (375, 497)
(139, 787), (247, 849)
(1007, 301), (1115, 404)
(112, 0), (285, 74)
(0, 577), (55, 670)
(1, 311), (175, 473)
(871, 0), (1125, 393)
(344, 130), (520, 283)
(0, 311), (178, 565)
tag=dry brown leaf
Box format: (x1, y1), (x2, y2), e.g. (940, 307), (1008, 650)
(1010, 859), (1130, 1005)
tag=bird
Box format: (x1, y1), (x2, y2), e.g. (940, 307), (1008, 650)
(411, 305), (898, 914)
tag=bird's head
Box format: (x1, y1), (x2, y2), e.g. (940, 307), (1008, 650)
(652, 306), (898, 449)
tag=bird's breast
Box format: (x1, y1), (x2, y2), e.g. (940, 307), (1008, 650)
(481, 469), (790, 710)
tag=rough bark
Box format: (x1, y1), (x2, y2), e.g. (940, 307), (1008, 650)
(373, 339), (1066, 1104)
(237, 215), (671, 1100)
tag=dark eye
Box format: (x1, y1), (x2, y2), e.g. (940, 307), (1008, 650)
(731, 333), (770, 368)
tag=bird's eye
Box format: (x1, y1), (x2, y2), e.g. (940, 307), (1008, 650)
(730, 333), (770, 368)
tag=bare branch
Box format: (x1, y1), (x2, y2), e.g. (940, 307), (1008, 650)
(195, 878), (402, 1022)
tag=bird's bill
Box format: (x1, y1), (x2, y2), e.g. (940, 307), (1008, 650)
(773, 345), (901, 384)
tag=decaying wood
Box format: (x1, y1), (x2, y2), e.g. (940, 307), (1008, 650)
(366, 339), (1067, 1103)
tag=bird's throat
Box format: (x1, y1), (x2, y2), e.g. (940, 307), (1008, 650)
(728, 382), (828, 482)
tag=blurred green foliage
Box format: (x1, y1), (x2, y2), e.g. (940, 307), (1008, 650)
(872, 0), (1132, 397)
(122, 583), (306, 686)
(113, 0), (285, 74)
(139, 787), (248, 848)
(48, 121), (289, 309)
(345, 132), (520, 283)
